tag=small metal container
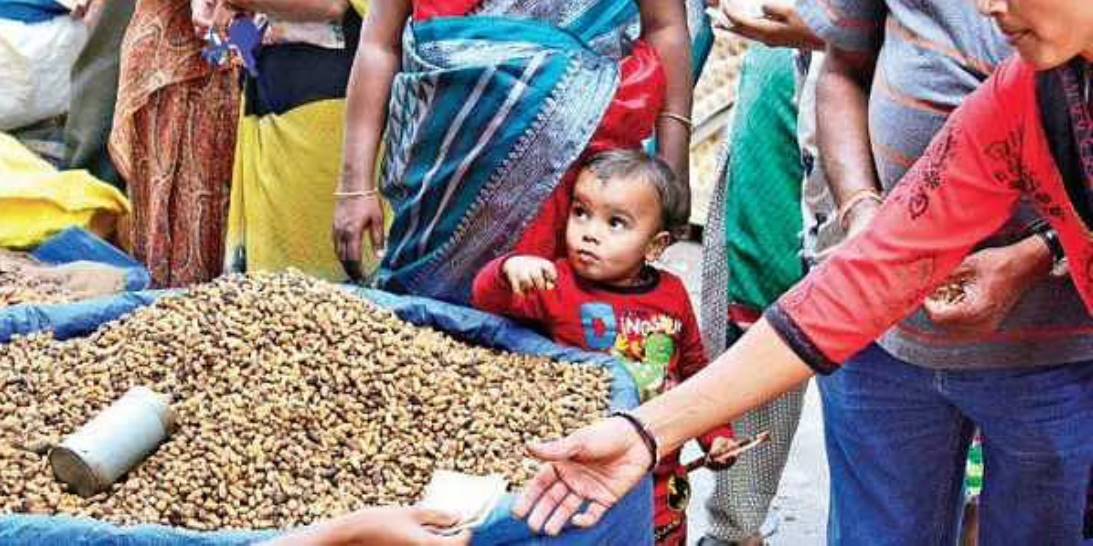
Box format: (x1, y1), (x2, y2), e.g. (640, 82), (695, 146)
(50, 386), (176, 497)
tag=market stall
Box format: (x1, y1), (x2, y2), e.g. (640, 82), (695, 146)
(0, 272), (651, 545)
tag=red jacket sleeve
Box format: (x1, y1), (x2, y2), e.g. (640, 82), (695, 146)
(471, 255), (549, 322)
(765, 58), (1034, 373)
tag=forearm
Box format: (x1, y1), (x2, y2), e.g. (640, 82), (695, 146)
(998, 234), (1053, 285)
(339, 43), (401, 192)
(228, 0), (347, 21)
(816, 47), (880, 206)
(641, 2), (692, 178)
(262, 520), (346, 546)
(634, 319), (813, 457)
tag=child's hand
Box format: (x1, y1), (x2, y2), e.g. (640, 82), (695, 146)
(706, 436), (741, 471)
(502, 256), (558, 296)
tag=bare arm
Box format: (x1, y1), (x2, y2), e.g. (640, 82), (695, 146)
(639, 0), (693, 222)
(513, 318), (813, 534)
(260, 506), (469, 546)
(642, 319), (811, 454)
(333, 0), (411, 267)
(340, 0), (408, 194)
(817, 46), (881, 232)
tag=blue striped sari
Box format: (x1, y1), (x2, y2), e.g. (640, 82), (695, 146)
(376, 0), (710, 304)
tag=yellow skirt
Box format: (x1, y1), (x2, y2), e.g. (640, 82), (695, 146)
(225, 98), (387, 282)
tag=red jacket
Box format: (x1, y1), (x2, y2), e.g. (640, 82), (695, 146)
(473, 256), (734, 475)
(767, 57), (1093, 373)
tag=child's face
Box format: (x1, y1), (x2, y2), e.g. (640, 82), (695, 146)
(565, 170), (671, 285)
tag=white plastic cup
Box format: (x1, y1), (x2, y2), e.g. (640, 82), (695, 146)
(50, 386), (175, 497)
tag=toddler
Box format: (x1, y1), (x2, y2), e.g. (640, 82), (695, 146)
(472, 149), (737, 545)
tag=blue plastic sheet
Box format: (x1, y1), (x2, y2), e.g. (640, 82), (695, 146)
(0, 291), (168, 343)
(0, 285), (651, 545)
(0, 0), (68, 23)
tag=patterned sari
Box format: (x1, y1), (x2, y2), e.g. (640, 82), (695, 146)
(108, 0), (239, 287)
(376, 0), (708, 304)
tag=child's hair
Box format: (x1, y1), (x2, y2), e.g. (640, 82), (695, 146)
(583, 149), (683, 232)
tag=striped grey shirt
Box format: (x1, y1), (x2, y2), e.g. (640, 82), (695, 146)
(797, 0), (1093, 368)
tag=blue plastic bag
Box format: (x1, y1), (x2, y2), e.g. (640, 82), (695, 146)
(0, 0), (68, 23)
(0, 286), (652, 545)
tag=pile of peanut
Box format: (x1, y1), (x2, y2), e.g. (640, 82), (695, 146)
(0, 252), (78, 308)
(0, 272), (611, 530)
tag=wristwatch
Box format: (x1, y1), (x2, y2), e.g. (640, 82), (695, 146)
(1033, 225), (1068, 277)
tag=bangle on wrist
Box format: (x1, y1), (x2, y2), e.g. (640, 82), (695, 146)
(658, 112), (693, 131)
(334, 188), (378, 199)
(837, 188), (883, 231)
(608, 410), (660, 473)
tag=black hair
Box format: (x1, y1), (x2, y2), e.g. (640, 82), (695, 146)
(583, 149), (684, 232)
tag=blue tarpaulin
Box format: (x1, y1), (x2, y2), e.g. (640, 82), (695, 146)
(0, 284), (651, 545)
(0, 0), (68, 23)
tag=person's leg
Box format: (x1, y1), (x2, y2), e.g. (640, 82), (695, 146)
(702, 386), (805, 543)
(820, 344), (973, 546)
(1085, 472), (1092, 542)
(953, 361), (1093, 546)
(700, 42), (805, 546)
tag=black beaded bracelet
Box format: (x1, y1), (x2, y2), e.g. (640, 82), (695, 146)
(609, 410), (660, 474)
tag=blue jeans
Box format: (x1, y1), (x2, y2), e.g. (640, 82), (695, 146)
(819, 344), (1093, 546)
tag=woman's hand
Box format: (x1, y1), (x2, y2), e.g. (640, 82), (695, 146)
(502, 256), (558, 296)
(924, 237), (1052, 336)
(333, 193), (385, 281)
(261, 506), (469, 546)
(513, 417), (651, 535)
(715, 2), (824, 50)
(191, 0), (220, 36)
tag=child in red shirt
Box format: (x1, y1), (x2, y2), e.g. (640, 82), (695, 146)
(472, 150), (737, 545)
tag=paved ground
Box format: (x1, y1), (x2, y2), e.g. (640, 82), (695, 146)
(658, 241), (829, 546)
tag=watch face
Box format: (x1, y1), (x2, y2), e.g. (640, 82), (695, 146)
(1051, 256), (1069, 278)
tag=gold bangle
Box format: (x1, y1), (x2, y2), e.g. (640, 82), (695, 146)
(658, 112), (693, 130)
(334, 189), (378, 199)
(837, 188), (883, 231)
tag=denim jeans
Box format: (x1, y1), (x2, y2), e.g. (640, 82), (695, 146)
(819, 344), (1093, 546)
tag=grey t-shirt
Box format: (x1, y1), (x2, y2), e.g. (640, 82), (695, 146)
(797, 0), (1093, 368)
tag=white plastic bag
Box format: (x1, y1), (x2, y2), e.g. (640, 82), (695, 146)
(0, 15), (88, 130)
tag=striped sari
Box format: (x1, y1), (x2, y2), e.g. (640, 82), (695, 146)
(375, 0), (708, 304)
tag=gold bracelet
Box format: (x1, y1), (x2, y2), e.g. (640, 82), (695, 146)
(658, 112), (693, 130)
(837, 188), (883, 231)
(334, 189), (379, 199)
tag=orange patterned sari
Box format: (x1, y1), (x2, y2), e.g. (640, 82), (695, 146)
(108, 0), (239, 287)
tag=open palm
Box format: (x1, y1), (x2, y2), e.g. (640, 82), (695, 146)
(514, 417), (652, 536)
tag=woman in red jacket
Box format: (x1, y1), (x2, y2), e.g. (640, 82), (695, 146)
(514, 0), (1093, 543)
